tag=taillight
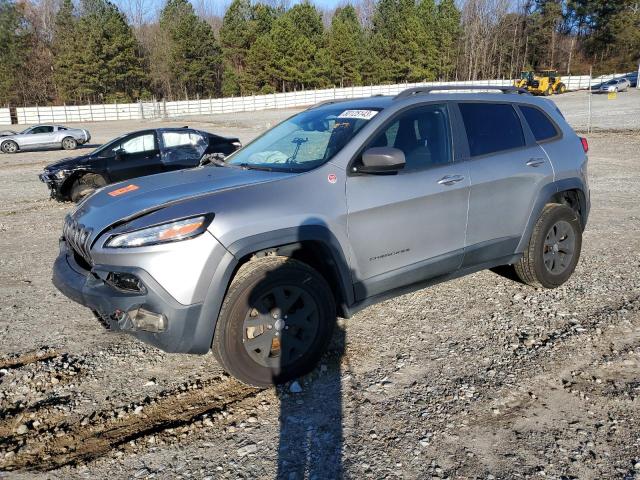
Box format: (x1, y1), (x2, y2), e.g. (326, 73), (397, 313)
(580, 137), (589, 153)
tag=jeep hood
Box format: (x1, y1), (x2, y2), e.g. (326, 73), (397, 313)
(71, 166), (293, 236)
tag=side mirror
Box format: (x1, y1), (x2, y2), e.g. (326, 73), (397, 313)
(114, 148), (125, 160)
(358, 147), (405, 174)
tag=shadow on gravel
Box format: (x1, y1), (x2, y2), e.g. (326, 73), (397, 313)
(275, 326), (346, 479)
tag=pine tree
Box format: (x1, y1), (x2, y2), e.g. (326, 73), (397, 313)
(435, 0), (461, 80)
(52, 0), (147, 102)
(160, 0), (222, 98)
(0, 0), (29, 105)
(220, 0), (254, 96)
(369, 0), (425, 83)
(267, 3), (325, 91)
(51, 0), (79, 101)
(326, 5), (364, 87)
(220, 0), (277, 95)
(415, 0), (438, 81)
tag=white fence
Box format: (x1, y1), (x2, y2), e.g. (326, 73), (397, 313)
(0, 73), (631, 126)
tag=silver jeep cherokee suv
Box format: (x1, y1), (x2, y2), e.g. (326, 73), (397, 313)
(53, 86), (590, 387)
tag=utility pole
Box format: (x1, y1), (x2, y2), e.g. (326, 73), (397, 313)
(587, 65), (592, 134)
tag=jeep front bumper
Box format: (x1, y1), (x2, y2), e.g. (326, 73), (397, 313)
(52, 239), (213, 353)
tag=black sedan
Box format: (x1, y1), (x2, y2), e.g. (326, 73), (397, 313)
(39, 127), (241, 202)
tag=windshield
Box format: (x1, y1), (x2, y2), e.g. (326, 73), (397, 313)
(226, 106), (380, 172)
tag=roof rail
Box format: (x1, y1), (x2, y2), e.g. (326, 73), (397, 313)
(395, 85), (530, 100)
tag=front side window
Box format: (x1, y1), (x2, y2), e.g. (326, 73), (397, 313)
(520, 105), (558, 142)
(226, 106), (379, 172)
(363, 104), (452, 170)
(31, 126), (54, 134)
(120, 133), (155, 154)
(459, 103), (525, 157)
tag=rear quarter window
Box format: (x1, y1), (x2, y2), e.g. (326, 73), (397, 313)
(458, 103), (525, 157)
(520, 105), (559, 142)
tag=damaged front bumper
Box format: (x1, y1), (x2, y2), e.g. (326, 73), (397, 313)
(52, 239), (210, 353)
(39, 172), (65, 200)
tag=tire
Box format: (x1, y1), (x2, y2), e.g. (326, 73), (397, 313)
(514, 204), (582, 289)
(61, 137), (77, 150)
(69, 173), (107, 202)
(1, 140), (18, 154)
(558, 83), (566, 94)
(212, 256), (336, 387)
(544, 86), (553, 96)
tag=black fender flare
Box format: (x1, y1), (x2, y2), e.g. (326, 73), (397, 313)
(516, 177), (589, 253)
(195, 225), (355, 352)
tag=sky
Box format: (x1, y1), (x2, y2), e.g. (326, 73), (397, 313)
(115, 0), (349, 24)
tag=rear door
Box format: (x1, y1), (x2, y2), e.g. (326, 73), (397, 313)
(106, 131), (163, 182)
(457, 101), (554, 266)
(346, 103), (470, 300)
(159, 130), (208, 171)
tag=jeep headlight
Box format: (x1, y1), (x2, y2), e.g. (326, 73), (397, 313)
(105, 215), (211, 248)
(54, 170), (68, 179)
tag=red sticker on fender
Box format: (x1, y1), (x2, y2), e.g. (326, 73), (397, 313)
(108, 184), (139, 197)
(328, 174), (337, 184)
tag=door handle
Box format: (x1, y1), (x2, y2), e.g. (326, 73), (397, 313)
(437, 175), (465, 186)
(526, 158), (545, 167)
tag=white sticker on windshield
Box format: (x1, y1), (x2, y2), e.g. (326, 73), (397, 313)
(337, 109), (379, 120)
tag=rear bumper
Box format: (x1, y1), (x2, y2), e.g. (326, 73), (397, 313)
(53, 240), (212, 353)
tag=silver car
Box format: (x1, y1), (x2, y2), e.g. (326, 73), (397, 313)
(596, 78), (631, 93)
(51, 86), (590, 387)
(0, 124), (91, 153)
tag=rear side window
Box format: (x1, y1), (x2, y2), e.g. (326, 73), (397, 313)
(458, 103), (525, 157)
(519, 105), (558, 142)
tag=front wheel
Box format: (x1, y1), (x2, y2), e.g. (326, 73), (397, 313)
(61, 137), (77, 150)
(212, 256), (336, 387)
(514, 204), (582, 288)
(1, 140), (18, 154)
(69, 173), (106, 202)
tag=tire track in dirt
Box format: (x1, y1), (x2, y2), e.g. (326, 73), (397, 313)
(0, 349), (59, 370)
(0, 375), (260, 472)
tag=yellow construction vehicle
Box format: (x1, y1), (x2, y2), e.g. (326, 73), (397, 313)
(514, 70), (567, 95)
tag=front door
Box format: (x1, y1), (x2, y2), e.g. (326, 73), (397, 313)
(346, 103), (470, 300)
(20, 125), (55, 148)
(107, 131), (162, 182)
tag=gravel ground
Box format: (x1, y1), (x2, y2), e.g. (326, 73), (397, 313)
(0, 90), (639, 479)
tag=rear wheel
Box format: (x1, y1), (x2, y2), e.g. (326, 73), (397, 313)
(544, 86), (553, 96)
(514, 204), (582, 288)
(557, 83), (566, 94)
(69, 173), (106, 202)
(1, 140), (18, 154)
(212, 256), (336, 387)
(61, 137), (77, 150)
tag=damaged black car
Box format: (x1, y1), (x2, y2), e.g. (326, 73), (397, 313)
(39, 127), (241, 202)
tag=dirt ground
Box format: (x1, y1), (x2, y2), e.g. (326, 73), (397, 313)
(0, 90), (639, 479)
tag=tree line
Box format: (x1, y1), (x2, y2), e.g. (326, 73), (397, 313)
(0, 0), (638, 106)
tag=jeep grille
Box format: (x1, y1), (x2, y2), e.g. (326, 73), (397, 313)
(63, 216), (93, 265)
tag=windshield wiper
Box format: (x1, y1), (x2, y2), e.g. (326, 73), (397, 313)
(238, 163), (273, 171)
(200, 153), (228, 167)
